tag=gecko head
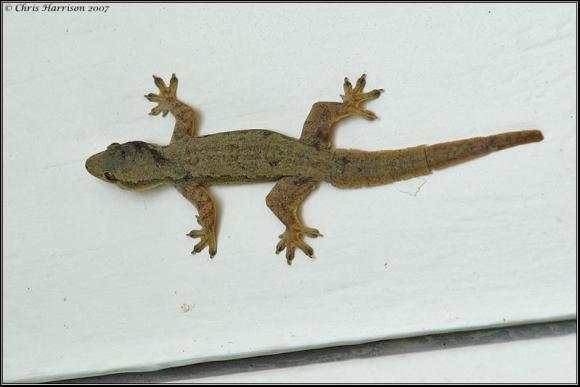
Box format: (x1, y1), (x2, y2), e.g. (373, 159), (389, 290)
(85, 141), (171, 190)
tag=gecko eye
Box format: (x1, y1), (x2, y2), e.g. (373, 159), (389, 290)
(103, 171), (117, 182)
(107, 143), (121, 151)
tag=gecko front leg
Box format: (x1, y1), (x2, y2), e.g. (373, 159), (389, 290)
(175, 182), (218, 257)
(145, 73), (198, 143)
(266, 177), (322, 265)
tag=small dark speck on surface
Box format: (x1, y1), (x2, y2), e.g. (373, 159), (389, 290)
(384, 262), (388, 270)
(63, 297), (67, 302)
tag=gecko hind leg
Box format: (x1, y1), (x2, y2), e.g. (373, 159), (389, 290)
(300, 74), (383, 150)
(340, 74), (384, 120)
(266, 177), (321, 265)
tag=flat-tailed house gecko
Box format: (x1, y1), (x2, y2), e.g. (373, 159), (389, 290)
(85, 74), (543, 264)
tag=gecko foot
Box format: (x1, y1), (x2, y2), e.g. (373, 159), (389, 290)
(187, 224), (217, 258)
(340, 74), (383, 120)
(145, 73), (178, 117)
(275, 225), (322, 265)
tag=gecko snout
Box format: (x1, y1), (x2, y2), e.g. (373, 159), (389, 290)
(85, 154), (97, 176)
(85, 152), (108, 180)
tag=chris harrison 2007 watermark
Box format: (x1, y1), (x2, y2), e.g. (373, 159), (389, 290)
(5, 3), (110, 13)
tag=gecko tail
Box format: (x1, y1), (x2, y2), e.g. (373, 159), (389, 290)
(425, 129), (544, 170)
(329, 129), (543, 188)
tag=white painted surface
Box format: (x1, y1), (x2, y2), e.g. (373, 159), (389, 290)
(2, 3), (576, 383)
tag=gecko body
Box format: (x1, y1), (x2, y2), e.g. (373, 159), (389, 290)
(86, 74), (543, 264)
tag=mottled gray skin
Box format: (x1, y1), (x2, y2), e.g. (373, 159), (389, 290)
(85, 130), (331, 186)
(167, 130), (332, 184)
(86, 73), (543, 264)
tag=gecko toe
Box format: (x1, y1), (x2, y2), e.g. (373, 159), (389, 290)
(192, 239), (208, 254)
(355, 89), (383, 102)
(275, 239), (286, 254)
(153, 75), (168, 91)
(149, 105), (165, 116)
(187, 229), (203, 238)
(353, 74), (367, 93)
(301, 243), (314, 258)
(169, 73), (178, 94)
(298, 225), (323, 238)
(285, 246), (295, 265)
(343, 77), (353, 93)
(145, 93), (161, 102)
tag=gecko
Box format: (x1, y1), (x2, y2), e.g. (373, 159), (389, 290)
(85, 74), (543, 265)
